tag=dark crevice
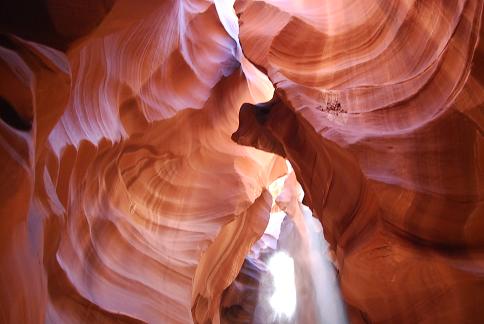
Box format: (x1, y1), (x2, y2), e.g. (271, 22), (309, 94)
(0, 97), (32, 131)
(0, 34), (19, 50)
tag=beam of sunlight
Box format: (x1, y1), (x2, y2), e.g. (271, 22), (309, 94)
(267, 251), (297, 319)
(258, 162), (347, 323)
(301, 204), (348, 324)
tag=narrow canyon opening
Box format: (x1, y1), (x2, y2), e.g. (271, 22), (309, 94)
(210, 6), (348, 321)
(220, 162), (348, 323)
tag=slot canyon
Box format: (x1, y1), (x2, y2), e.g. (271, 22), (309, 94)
(0, 0), (483, 323)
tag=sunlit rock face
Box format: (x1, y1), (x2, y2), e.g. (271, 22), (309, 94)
(234, 0), (484, 323)
(0, 1), (285, 323)
(0, 0), (483, 324)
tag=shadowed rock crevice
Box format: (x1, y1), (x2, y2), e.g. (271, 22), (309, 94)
(0, 97), (31, 131)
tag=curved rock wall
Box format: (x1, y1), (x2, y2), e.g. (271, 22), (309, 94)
(0, 1), (284, 323)
(1, 0), (483, 323)
(233, 0), (484, 322)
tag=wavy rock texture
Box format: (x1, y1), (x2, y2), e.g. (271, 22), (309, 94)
(0, 0), (285, 323)
(234, 0), (484, 322)
(1, 0), (483, 323)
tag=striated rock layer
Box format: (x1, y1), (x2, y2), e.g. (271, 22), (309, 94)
(0, 0), (483, 323)
(234, 0), (484, 322)
(1, 1), (284, 323)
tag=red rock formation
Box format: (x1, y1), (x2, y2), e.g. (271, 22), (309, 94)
(0, 0), (483, 323)
(233, 0), (484, 322)
(1, 1), (284, 323)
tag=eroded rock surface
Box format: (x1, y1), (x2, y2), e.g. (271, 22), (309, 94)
(234, 0), (484, 322)
(0, 0), (483, 323)
(1, 1), (283, 323)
